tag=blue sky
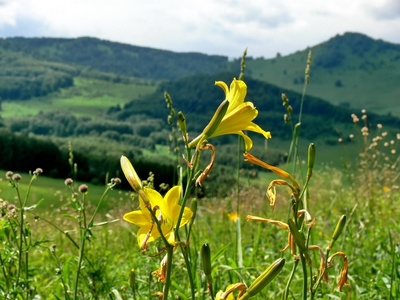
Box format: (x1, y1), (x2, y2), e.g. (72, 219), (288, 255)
(1, 0), (399, 58)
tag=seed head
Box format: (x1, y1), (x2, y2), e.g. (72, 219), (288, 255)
(78, 184), (88, 193)
(33, 168), (43, 175)
(12, 174), (21, 182)
(111, 177), (122, 185)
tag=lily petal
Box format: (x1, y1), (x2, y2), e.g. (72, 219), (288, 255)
(123, 210), (150, 227)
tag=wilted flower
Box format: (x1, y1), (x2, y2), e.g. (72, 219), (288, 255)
(328, 252), (349, 292)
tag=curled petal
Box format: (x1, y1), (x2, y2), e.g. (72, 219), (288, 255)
(328, 252), (349, 291)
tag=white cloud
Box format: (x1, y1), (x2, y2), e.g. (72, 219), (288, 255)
(0, 0), (399, 58)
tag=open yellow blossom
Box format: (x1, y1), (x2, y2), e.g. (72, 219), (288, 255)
(189, 78), (271, 151)
(123, 186), (193, 249)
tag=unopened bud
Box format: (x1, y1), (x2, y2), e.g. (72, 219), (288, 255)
(307, 143), (316, 179)
(201, 244), (212, 280)
(129, 269), (136, 295)
(177, 111), (187, 137)
(241, 258), (285, 299)
(288, 219), (306, 252)
(327, 215), (346, 251)
(120, 156), (143, 192)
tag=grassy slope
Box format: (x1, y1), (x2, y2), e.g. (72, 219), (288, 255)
(244, 32), (400, 117)
(2, 77), (157, 119)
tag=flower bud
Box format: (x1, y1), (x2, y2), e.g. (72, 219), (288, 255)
(241, 258), (285, 299)
(288, 219), (306, 252)
(129, 269), (136, 295)
(120, 155), (143, 192)
(327, 215), (346, 251)
(201, 244), (212, 280)
(307, 143), (316, 179)
(177, 111), (187, 137)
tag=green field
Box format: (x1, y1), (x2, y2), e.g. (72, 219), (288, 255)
(1, 77), (158, 119)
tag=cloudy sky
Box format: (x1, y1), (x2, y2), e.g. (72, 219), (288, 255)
(1, 0), (399, 58)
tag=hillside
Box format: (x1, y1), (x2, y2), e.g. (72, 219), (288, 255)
(108, 72), (400, 142)
(0, 37), (228, 81)
(242, 32), (400, 116)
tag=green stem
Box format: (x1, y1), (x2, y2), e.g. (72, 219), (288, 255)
(88, 184), (114, 227)
(163, 245), (174, 300)
(15, 186), (23, 288)
(74, 194), (88, 300)
(51, 250), (70, 300)
(0, 251), (10, 295)
(282, 259), (299, 300)
(180, 244), (196, 300)
(311, 250), (330, 299)
(300, 252), (308, 300)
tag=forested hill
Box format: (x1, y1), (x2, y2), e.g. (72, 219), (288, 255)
(108, 72), (400, 141)
(0, 37), (228, 80)
(243, 32), (400, 116)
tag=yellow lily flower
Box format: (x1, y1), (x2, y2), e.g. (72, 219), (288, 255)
(123, 185), (193, 249)
(189, 78), (271, 151)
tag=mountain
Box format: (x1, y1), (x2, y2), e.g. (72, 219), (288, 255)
(243, 32), (400, 116)
(0, 37), (228, 81)
(0, 32), (399, 118)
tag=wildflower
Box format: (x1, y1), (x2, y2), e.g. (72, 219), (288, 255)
(5, 171), (13, 180)
(12, 174), (21, 182)
(33, 168), (43, 175)
(351, 114), (359, 124)
(189, 78), (271, 151)
(123, 186), (193, 249)
(227, 212), (239, 223)
(65, 178), (73, 186)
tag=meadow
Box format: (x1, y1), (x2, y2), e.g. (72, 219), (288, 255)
(1, 53), (399, 300)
